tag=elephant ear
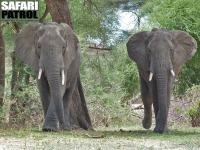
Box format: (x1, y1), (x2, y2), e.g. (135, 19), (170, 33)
(126, 31), (149, 71)
(15, 22), (43, 72)
(60, 23), (80, 70)
(170, 30), (197, 66)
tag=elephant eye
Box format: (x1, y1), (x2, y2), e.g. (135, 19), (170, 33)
(37, 43), (41, 49)
(62, 45), (66, 54)
(62, 45), (66, 50)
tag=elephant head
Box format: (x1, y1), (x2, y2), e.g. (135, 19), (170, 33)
(127, 29), (197, 133)
(15, 22), (81, 131)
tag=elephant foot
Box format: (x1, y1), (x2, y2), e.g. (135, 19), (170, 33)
(142, 116), (152, 129)
(42, 126), (58, 132)
(63, 126), (72, 131)
(43, 120), (58, 132)
(153, 126), (169, 133)
(60, 123), (72, 131)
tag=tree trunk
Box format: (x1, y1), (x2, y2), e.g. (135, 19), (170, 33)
(45, 0), (92, 130)
(11, 23), (24, 99)
(0, 26), (5, 107)
(45, 0), (73, 28)
(10, 23), (31, 124)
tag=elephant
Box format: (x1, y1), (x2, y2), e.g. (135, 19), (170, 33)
(126, 28), (197, 133)
(15, 22), (81, 131)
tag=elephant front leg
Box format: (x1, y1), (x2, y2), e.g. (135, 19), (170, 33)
(37, 77), (58, 131)
(154, 106), (169, 133)
(43, 102), (58, 131)
(37, 77), (50, 117)
(140, 76), (152, 129)
(61, 75), (78, 130)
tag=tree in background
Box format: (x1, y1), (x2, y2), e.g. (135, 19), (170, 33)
(0, 25), (5, 107)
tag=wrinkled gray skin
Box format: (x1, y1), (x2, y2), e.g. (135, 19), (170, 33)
(15, 22), (81, 131)
(127, 29), (197, 133)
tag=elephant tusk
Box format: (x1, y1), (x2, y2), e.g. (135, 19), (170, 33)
(171, 70), (175, 77)
(61, 70), (65, 85)
(38, 68), (42, 80)
(149, 72), (153, 81)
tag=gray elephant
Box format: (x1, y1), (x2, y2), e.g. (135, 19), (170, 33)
(15, 22), (81, 131)
(127, 28), (197, 133)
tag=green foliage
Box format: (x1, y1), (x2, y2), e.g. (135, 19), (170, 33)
(142, 0), (200, 94)
(187, 98), (200, 117)
(185, 86), (200, 127)
(9, 83), (42, 126)
(80, 42), (139, 126)
(170, 85), (200, 126)
(69, 0), (119, 43)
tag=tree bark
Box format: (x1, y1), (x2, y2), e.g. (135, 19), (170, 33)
(45, 0), (92, 130)
(0, 26), (5, 107)
(45, 0), (73, 28)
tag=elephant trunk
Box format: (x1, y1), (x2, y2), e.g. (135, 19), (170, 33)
(155, 67), (169, 132)
(47, 70), (64, 126)
(43, 57), (65, 128)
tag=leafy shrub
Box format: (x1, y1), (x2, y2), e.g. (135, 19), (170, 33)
(169, 85), (200, 127)
(9, 83), (42, 127)
(186, 97), (200, 127)
(80, 43), (140, 126)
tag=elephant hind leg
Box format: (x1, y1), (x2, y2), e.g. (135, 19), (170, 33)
(140, 75), (152, 129)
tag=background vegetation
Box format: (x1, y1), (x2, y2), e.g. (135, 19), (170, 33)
(0, 0), (200, 128)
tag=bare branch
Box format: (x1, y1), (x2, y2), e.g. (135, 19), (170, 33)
(39, 5), (49, 23)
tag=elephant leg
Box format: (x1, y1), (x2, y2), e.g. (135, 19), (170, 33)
(150, 81), (159, 119)
(37, 76), (58, 131)
(43, 101), (59, 131)
(154, 107), (169, 133)
(61, 74), (78, 130)
(37, 76), (50, 117)
(140, 75), (152, 129)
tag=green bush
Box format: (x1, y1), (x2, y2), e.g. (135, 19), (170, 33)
(80, 43), (140, 126)
(170, 85), (200, 127)
(185, 87), (200, 127)
(9, 83), (42, 127)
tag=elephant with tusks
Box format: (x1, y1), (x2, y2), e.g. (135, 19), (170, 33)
(127, 28), (197, 133)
